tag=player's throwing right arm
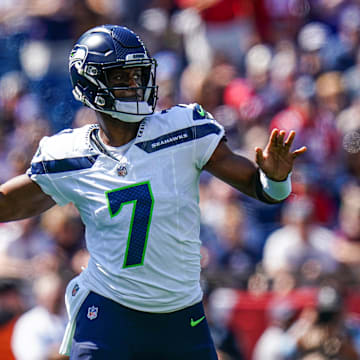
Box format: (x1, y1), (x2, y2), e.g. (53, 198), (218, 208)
(0, 175), (55, 222)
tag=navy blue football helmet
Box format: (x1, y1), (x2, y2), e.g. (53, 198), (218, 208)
(69, 25), (158, 123)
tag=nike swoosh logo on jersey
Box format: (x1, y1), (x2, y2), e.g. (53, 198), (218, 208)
(190, 315), (205, 327)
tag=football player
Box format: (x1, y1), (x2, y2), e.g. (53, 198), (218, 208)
(0, 25), (306, 359)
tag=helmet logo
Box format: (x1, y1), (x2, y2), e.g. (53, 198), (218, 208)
(69, 46), (87, 65)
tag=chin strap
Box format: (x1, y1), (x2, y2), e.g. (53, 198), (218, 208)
(98, 108), (146, 123)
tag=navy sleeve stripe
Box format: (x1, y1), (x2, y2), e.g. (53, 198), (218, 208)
(135, 123), (222, 153)
(30, 155), (99, 175)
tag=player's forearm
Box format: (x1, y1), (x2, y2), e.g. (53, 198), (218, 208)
(0, 175), (55, 222)
(205, 151), (258, 198)
(0, 186), (25, 222)
(205, 152), (289, 204)
(204, 141), (291, 203)
(0, 191), (17, 221)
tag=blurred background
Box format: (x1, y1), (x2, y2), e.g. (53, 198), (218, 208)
(2, 0), (360, 359)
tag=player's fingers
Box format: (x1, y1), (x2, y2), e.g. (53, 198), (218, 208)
(284, 130), (296, 150)
(278, 130), (286, 146)
(292, 146), (307, 158)
(255, 147), (264, 165)
(269, 128), (279, 147)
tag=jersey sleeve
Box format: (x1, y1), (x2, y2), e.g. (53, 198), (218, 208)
(189, 104), (225, 170)
(26, 136), (71, 206)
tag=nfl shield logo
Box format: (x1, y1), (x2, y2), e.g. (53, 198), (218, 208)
(87, 305), (98, 320)
(116, 164), (128, 176)
(72, 283), (79, 296)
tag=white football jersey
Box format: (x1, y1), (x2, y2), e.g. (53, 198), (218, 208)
(28, 104), (224, 313)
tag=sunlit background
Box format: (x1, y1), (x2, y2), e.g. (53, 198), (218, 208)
(1, 1), (360, 359)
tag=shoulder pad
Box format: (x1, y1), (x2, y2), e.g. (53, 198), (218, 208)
(158, 103), (214, 121)
(191, 103), (214, 120)
(57, 128), (74, 134)
(34, 125), (92, 162)
(168, 103), (214, 120)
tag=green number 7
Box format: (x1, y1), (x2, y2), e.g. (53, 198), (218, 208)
(105, 182), (154, 268)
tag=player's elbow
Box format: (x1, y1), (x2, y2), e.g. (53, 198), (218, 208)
(0, 192), (18, 222)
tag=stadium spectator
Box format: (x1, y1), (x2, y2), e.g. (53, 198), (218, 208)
(0, 280), (24, 360)
(252, 299), (297, 360)
(290, 164), (337, 226)
(284, 286), (360, 359)
(206, 287), (245, 360)
(332, 183), (360, 285)
(40, 204), (87, 280)
(336, 96), (360, 137)
(0, 217), (54, 280)
(216, 202), (256, 289)
(11, 272), (67, 360)
(253, 0), (308, 44)
(176, 0), (257, 67)
(262, 196), (339, 287)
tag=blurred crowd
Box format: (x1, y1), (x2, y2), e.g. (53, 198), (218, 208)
(1, 0), (360, 359)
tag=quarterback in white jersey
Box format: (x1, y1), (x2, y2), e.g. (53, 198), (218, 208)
(0, 25), (306, 360)
(28, 105), (225, 314)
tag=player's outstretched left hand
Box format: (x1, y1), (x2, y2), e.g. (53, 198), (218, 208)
(255, 128), (307, 181)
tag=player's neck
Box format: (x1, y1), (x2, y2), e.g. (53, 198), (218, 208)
(97, 113), (140, 147)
